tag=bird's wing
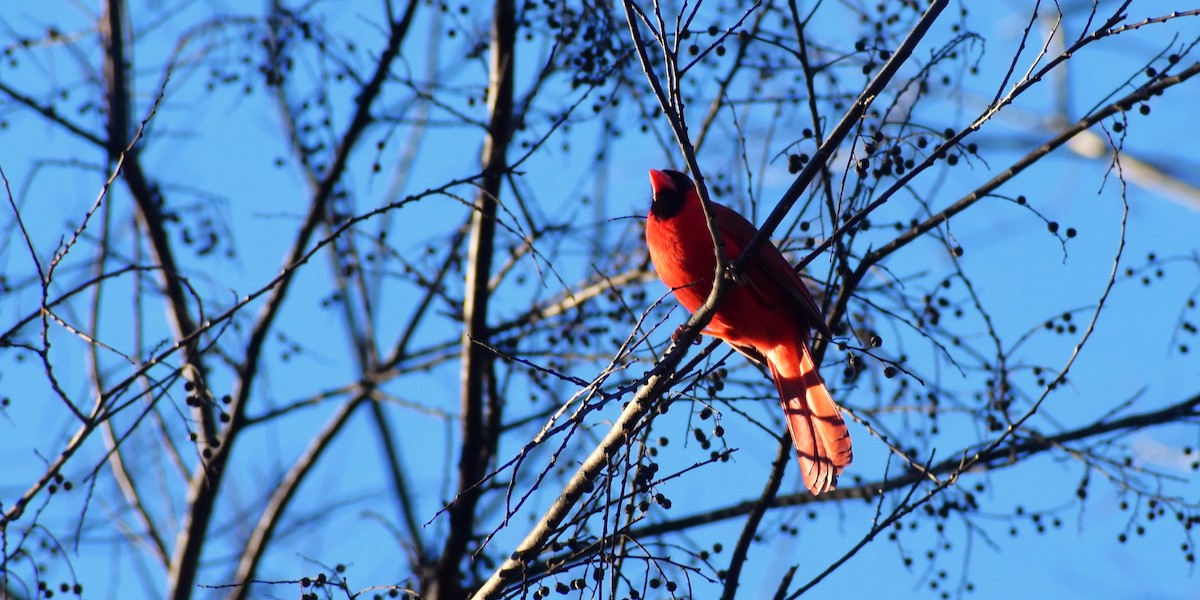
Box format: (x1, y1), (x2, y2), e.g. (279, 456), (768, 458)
(714, 202), (831, 338)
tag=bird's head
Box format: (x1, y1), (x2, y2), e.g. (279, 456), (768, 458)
(648, 169), (695, 219)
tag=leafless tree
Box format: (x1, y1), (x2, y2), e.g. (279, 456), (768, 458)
(2, 1), (1199, 599)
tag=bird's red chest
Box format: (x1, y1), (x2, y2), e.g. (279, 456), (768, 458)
(646, 210), (719, 307)
(646, 207), (798, 347)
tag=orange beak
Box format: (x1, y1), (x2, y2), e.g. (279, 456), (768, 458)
(648, 169), (674, 196)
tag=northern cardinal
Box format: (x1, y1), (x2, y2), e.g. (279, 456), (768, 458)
(645, 169), (852, 494)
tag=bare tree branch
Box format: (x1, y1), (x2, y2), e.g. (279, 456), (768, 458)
(436, 0), (516, 597)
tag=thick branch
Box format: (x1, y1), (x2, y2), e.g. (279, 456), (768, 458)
(103, 0), (219, 446)
(434, 0), (515, 597)
(165, 1), (422, 596)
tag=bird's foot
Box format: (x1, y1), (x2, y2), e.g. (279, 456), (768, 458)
(723, 264), (747, 286)
(671, 324), (702, 345)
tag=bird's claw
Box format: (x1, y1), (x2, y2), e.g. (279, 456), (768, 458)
(671, 325), (702, 345)
(723, 265), (746, 285)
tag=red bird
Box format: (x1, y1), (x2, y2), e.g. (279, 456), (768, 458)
(645, 169), (852, 494)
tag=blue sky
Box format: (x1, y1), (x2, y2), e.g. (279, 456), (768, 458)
(2, 1), (1199, 599)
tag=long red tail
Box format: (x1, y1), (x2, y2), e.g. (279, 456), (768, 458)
(767, 341), (852, 494)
